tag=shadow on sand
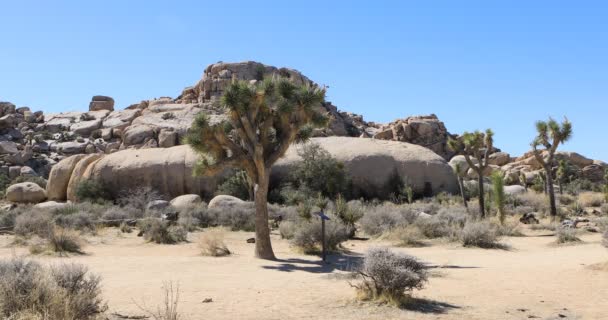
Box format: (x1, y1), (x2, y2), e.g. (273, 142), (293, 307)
(261, 251), (363, 273)
(401, 297), (461, 314)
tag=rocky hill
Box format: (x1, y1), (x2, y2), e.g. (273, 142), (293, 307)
(0, 61), (606, 202)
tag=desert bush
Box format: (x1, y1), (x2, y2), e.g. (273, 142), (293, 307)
(577, 191), (605, 208)
(601, 203), (608, 215)
(138, 281), (181, 320)
(208, 205), (255, 231)
(290, 218), (349, 253)
(515, 192), (550, 214)
(460, 221), (502, 248)
(290, 142), (348, 199)
(100, 205), (142, 226)
(602, 230), (608, 248)
(413, 216), (451, 239)
(48, 227), (84, 254)
(0, 258), (106, 319)
(333, 194), (363, 237)
(54, 212), (96, 233)
(495, 222), (524, 237)
(117, 187), (164, 211)
(386, 225), (426, 247)
(556, 227), (581, 244)
(75, 180), (110, 203)
(359, 204), (407, 237)
(558, 194), (576, 206)
(14, 210), (53, 238)
(354, 247), (427, 304)
(0, 210), (17, 229)
(176, 205), (209, 230)
(279, 220), (297, 239)
(138, 219), (187, 244)
(0, 173), (11, 196)
(198, 230), (231, 257)
(563, 178), (600, 195)
(119, 222), (133, 233)
(216, 169), (251, 200)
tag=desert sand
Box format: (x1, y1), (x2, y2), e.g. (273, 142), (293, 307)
(1, 229), (607, 320)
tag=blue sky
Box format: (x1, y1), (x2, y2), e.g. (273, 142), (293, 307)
(1, 1), (606, 160)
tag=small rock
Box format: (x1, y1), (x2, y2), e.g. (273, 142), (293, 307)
(202, 298), (213, 303)
(246, 238), (255, 243)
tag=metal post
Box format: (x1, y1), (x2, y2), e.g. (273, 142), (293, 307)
(321, 218), (326, 262)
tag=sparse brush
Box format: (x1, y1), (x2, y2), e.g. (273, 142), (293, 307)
(137, 281), (181, 320)
(602, 230), (608, 249)
(460, 221), (503, 248)
(48, 227), (84, 255)
(515, 192), (550, 214)
(138, 219), (187, 244)
(290, 218), (349, 254)
(14, 210), (53, 238)
(359, 204), (407, 237)
(54, 211), (96, 233)
(556, 227), (581, 244)
(494, 222), (524, 237)
(352, 247), (427, 305)
(198, 230), (231, 257)
(0, 257), (106, 319)
(119, 222), (133, 233)
(386, 225), (426, 247)
(278, 220), (297, 239)
(577, 192), (605, 208)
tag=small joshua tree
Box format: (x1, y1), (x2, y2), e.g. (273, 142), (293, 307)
(452, 162), (468, 209)
(491, 171), (506, 225)
(448, 129), (494, 218)
(186, 77), (327, 259)
(531, 117), (573, 219)
(519, 172), (528, 192)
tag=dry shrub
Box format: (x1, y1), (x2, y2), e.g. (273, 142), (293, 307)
(0, 258), (106, 319)
(460, 221), (503, 248)
(515, 192), (550, 214)
(48, 227), (84, 255)
(278, 220), (297, 239)
(495, 222), (524, 237)
(602, 230), (608, 249)
(138, 219), (187, 244)
(290, 218), (349, 254)
(137, 281), (181, 320)
(577, 192), (605, 208)
(556, 227), (581, 244)
(14, 211), (53, 238)
(353, 247), (427, 305)
(199, 229), (231, 257)
(386, 225), (426, 247)
(54, 212), (96, 233)
(359, 204), (407, 237)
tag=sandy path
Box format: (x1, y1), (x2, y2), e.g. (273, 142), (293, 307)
(1, 230), (607, 320)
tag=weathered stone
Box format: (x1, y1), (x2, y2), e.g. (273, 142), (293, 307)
(89, 95), (115, 111)
(6, 182), (47, 203)
(170, 194), (203, 209)
(0, 141), (19, 154)
(208, 195), (246, 209)
(158, 129), (177, 148)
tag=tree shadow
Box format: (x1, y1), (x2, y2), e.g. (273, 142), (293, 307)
(401, 297), (461, 314)
(262, 251), (363, 274)
(425, 264), (480, 270)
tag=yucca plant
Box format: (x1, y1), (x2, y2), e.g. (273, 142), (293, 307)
(448, 129), (494, 218)
(531, 117), (573, 219)
(491, 171), (506, 225)
(186, 76), (327, 259)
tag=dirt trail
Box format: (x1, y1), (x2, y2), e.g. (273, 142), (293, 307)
(1, 230), (607, 320)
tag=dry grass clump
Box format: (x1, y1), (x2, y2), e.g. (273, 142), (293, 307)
(352, 247), (428, 306)
(136, 281), (182, 320)
(556, 227), (581, 244)
(199, 229), (231, 257)
(460, 221), (504, 249)
(577, 191), (605, 208)
(515, 192), (550, 214)
(0, 258), (106, 319)
(138, 219), (188, 244)
(29, 227), (85, 255)
(385, 225), (426, 247)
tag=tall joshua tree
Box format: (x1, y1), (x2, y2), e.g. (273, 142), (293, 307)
(531, 117), (573, 219)
(448, 129), (494, 218)
(186, 77), (327, 259)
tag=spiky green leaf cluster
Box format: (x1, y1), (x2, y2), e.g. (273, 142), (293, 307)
(185, 76), (327, 179)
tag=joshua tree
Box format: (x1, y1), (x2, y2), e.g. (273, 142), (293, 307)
(519, 172), (528, 192)
(186, 77), (327, 259)
(452, 162), (468, 209)
(448, 129), (494, 218)
(491, 171), (506, 225)
(531, 117), (573, 219)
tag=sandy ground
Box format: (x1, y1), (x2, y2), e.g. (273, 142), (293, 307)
(1, 229), (607, 320)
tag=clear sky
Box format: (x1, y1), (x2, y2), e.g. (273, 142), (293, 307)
(1, 1), (606, 161)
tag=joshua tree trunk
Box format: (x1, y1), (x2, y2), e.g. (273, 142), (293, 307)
(253, 168), (275, 260)
(545, 164), (558, 219)
(477, 171), (485, 218)
(458, 176), (468, 209)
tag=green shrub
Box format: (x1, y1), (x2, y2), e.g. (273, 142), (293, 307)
(334, 194), (363, 237)
(74, 180), (110, 203)
(460, 221), (502, 248)
(216, 169), (251, 200)
(354, 247), (427, 304)
(290, 142), (348, 199)
(0, 258), (106, 319)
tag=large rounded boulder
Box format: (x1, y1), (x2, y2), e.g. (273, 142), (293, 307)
(6, 182), (47, 203)
(272, 137), (458, 198)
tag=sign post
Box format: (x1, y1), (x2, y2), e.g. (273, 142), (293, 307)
(316, 211), (330, 262)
